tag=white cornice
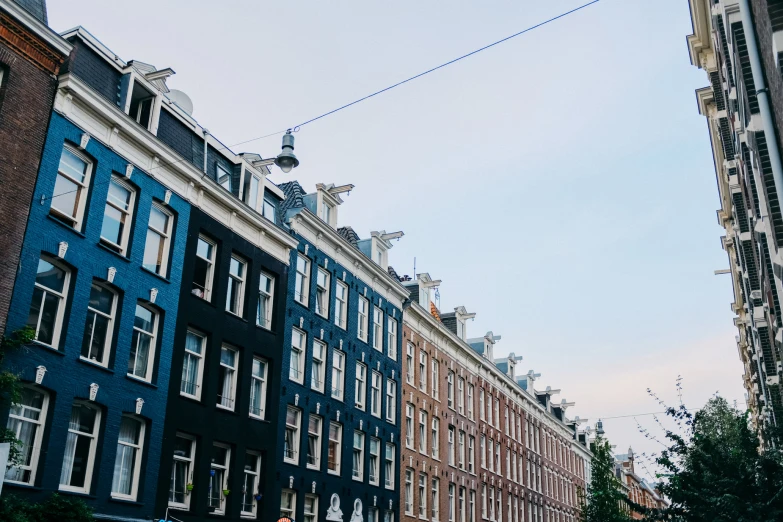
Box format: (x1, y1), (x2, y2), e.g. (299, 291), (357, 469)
(55, 73), (299, 263)
(0, 0), (72, 56)
(687, 0), (714, 68)
(288, 209), (409, 307)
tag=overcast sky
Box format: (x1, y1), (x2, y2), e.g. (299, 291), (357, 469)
(48, 0), (746, 478)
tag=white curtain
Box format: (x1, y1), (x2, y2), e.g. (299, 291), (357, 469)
(59, 407), (80, 486)
(111, 418), (138, 495)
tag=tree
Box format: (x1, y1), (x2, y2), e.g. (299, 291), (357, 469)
(580, 436), (633, 522)
(646, 395), (783, 521)
(0, 326), (34, 467)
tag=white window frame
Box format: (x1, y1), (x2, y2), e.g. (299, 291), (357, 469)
(80, 281), (117, 367)
(307, 415), (323, 470)
(406, 343), (415, 384)
(447, 372), (455, 409)
(372, 307), (383, 351)
(328, 422), (342, 475)
(355, 362), (367, 410)
(371, 370), (382, 418)
(386, 378), (397, 424)
(192, 235), (216, 301)
(332, 350), (345, 400)
(295, 254), (310, 306)
(405, 469), (414, 515)
(281, 489), (297, 520)
(304, 493), (319, 522)
(4, 387), (49, 486)
(406, 404), (415, 448)
(432, 359), (439, 399)
(358, 296), (369, 342)
(241, 451), (262, 517)
(128, 303), (158, 382)
(249, 356), (268, 419)
(110, 415), (146, 501)
(59, 401), (101, 494)
(50, 145), (92, 230)
(448, 427), (455, 466)
(217, 344), (239, 411)
(100, 176), (136, 255)
(29, 255), (70, 349)
(143, 203), (173, 277)
(257, 271), (275, 329)
(335, 280), (348, 329)
(387, 317), (397, 360)
(458, 431), (465, 470)
(432, 477), (441, 522)
(316, 267), (330, 318)
(312, 340), (327, 393)
(432, 417), (440, 460)
(467, 385), (474, 420)
(284, 406), (302, 465)
(419, 351), (427, 391)
(385, 443), (396, 489)
(352, 430), (365, 481)
(169, 433), (196, 510)
(468, 436), (475, 474)
(369, 437), (381, 486)
(226, 255), (246, 317)
(458, 377), (465, 415)
(181, 329), (205, 400)
(419, 409), (428, 454)
(217, 164), (232, 192)
(419, 472), (428, 519)
(290, 328), (306, 384)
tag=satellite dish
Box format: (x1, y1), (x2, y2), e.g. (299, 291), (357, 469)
(168, 89), (194, 116)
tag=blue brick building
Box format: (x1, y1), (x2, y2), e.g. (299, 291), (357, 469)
(273, 181), (409, 522)
(1, 111), (190, 520)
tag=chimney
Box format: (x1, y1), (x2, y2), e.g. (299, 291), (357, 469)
(596, 419), (605, 437)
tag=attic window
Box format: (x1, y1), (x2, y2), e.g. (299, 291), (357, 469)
(128, 82), (154, 129)
(321, 202), (333, 226)
(217, 165), (232, 192)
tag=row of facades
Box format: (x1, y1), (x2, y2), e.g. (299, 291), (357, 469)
(0, 1), (592, 522)
(687, 0), (783, 438)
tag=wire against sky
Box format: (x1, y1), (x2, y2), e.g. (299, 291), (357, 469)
(47, 0), (600, 202)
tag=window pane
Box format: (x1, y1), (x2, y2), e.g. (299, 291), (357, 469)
(107, 180), (132, 210)
(101, 204), (125, 246)
(36, 258), (66, 293)
(51, 174), (80, 218)
(148, 206), (169, 233)
(143, 229), (164, 273)
(134, 305), (154, 333)
(59, 148), (88, 182)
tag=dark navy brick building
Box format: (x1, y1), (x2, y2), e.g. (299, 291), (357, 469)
(273, 181), (408, 522)
(1, 110), (190, 520)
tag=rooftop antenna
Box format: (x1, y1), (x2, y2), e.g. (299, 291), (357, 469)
(413, 257), (416, 279)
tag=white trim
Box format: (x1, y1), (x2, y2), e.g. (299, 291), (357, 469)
(59, 401), (101, 494)
(4, 387), (49, 486)
(1, 0), (72, 55)
(110, 415), (146, 501)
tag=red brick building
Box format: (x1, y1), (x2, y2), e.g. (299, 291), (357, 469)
(615, 449), (668, 519)
(399, 273), (591, 522)
(0, 0), (71, 334)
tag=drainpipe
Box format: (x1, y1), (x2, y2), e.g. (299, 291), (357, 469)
(202, 128), (209, 176)
(739, 0), (783, 229)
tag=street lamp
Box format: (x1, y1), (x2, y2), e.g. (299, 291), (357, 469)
(252, 130), (300, 173)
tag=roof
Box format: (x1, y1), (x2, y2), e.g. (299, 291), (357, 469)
(430, 302), (441, 321)
(387, 265), (401, 281)
(12, 0), (47, 24)
(337, 226), (360, 248)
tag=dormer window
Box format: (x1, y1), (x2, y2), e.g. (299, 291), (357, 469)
(128, 81), (155, 130)
(217, 165), (232, 192)
(321, 202), (333, 226)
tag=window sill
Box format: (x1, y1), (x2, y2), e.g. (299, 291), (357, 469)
(4, 482), (42, 491)
(256, 323), (273, 333)
(58, 489), (96, 499)
(315, 312), (329, 321)
(216, 405), (236, 413)
(226, 311), (247, 322)
(294, 299), (309, 310)
(108, 496), (143, 506)
(125, 374), (157, 388)
(46, 214), (86, 237)
(327, 470), (341, 476)
(190, 292), (216, 306)
(283, 459), (299, 466)
(31, 340), (66, 355)
(140, 265), (171, 284)
(78, 357), (114, 373)
(180, 393), (203, 403)
(96, 241), (131, 262)
(168, 503), (190, 512)
(306, 464), (321, 471)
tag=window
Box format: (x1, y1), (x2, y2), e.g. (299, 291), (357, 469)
(419, 473), (428, 519)
(226, 255), (246, 316)
(50, 146), (92, 229)
(257, 271), (274, 329)
(505, 408), (509, 436)
(448, 427), (455, 466)
(386, 378), (397, 423)
(458, 431), (465, 470)
(100, 177), (135, 254)
(217, 345), (238, 410)
(290, 328), (306, 384)
(250, 357), (268, 419)
(316, 268), (330, 318)
(332, 350), (345, 400)
(111, 416), (145, 500)
(312, 340), (327, 393)
(385, 443), (395, 489)
(4, 387), (48, 485)
(482, 484), (487, 519)
(467, 385), (474, 420)
(59, 402), (101, 493)
(481, 436), (487, 470)
(284, 407), (301, 464)
(358, 296), (369, 341)
(369, 437), (381, 485)
(305, 494), (319, 522)
(489, 488), (495, 521)
(263, 196), (277, 224)
(432, 360), (439, 399)
(307, 415), (323, 469)
(447, 372), (455, 409)
(27, 256), (70, 348)
(432, 478), (441, 521)
(281, 489), (296, 519)
(352, 431), (365, 481)
(405, 469), (414, 514)
(370, 508), (379, 522)
(486, 395), (493, 426)
(192, 236), (216, 300)
(217, 164), (232, 192)
(387, 318), (397, 359)
(372, 307), (383, 351)
(469, 491), (476, 522)
(371, 371), (382, 417)
(244, 172), (262, 210)
(419, 351), (428, 391)
(495, 443), (501, 476)
(488, 439), (494, 472)
(181, 330), (205, 399)
(406, 404), (415, 448)
(80, 282), (116, 367)
(495, 399), (500, 428)
(328, 422), (342, 475)
(419, 410), (428, 454)
(459, 487), (466, 522)
(295, 254), (310, 305)
(169, 434), (195, 509)
(142, 204), (173, 276)
(431, 417), (440, 460)
(128, 303), (157, 382)
(355, 362), (367, 410)
(335, 280), (348, 329)
(321, 201), (333, 225)
(406, 343), (415, 384)
(458, 377), (465, 415)
(242, 452), (262, 517)
(449, 484), (456, 522)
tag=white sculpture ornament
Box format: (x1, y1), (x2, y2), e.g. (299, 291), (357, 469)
(350, 499), (363, 522)
(326, 493), (344, 521)
(35, 366), (46, 384)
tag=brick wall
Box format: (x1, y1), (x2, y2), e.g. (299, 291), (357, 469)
(0, 27), (59, 335)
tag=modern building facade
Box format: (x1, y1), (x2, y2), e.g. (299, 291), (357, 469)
(688, 0), (783, 435)
(399, 275), (590, 522)
(273, 180), (407, 522)
(0, 0), (71, 335)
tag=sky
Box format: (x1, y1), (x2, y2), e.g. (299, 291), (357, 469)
(47, 0), (747, 479)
